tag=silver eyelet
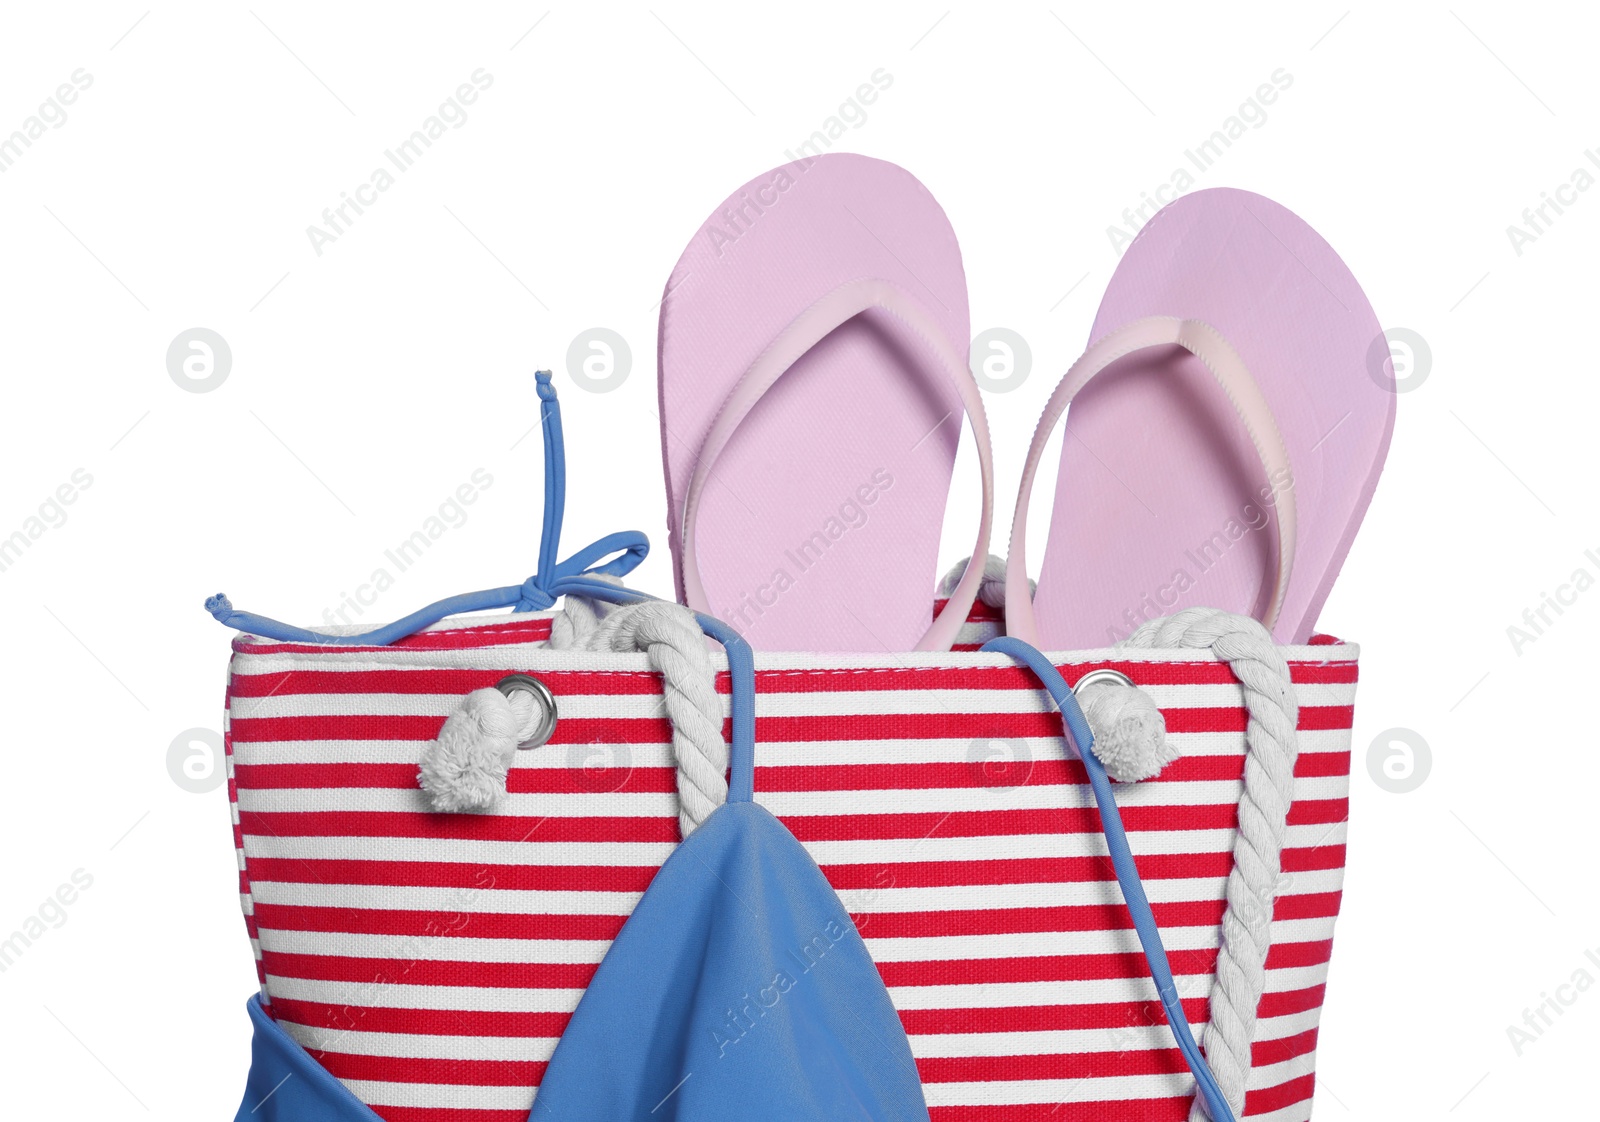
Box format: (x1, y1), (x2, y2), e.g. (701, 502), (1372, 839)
(494, 673), (558, 749)
(1072, 668), (1135, 694)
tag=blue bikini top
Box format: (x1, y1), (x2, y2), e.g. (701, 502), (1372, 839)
(530, 621), (931, 1122)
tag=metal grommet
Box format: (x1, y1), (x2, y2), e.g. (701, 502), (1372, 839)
(494, 673), (558, 749)
(1072, 668), (1135, 694)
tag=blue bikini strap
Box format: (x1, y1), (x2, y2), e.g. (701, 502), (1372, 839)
(982, 636), (1237, 1122)
(201, 366), (757, 800)
(204, 372), (648, 647)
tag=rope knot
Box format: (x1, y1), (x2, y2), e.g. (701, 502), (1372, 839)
(1076, 676), (1175, 782)
(517, 576), (556, 612)
(419, 688), (523, 813)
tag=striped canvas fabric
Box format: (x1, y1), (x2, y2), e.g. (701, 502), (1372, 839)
(222, 603), (1355, 1122)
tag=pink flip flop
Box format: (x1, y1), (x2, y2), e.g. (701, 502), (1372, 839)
(1007, 188), (1394, 647)
(659, 155), (993, 652)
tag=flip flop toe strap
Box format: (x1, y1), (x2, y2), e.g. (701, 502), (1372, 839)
(1005, 316), (1297, 646)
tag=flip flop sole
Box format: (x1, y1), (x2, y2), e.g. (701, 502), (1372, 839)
(659, 154), (971, 651)
(1035, 188), (1394, 646)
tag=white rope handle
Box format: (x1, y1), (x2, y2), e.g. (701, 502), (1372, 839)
(550, 589), (727, 838)
(946, 567), (1302, 1116)
(1121, 607), (1300, 1121)
(587, 601), (728, 838)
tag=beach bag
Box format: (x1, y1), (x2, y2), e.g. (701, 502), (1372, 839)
(214, 376), (1354, 1122)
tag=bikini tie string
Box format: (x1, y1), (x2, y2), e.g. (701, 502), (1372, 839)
(980, 604), (1298, 1122)
(516, 576), (557, 612)
(982, 634), (1238, 1122)
(202, 371), (649, 648)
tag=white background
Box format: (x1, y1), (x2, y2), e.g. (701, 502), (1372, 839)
(0, 2), (1595, 1117)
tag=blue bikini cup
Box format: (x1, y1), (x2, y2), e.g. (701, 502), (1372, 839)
(530, 798), (930, 1122)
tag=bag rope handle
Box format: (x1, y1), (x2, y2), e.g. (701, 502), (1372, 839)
(559, 577), (757, 803)
(552, 593), (731, 838)
(977, 579), (1299, 1122)
(1118, 608), (1300, 1122)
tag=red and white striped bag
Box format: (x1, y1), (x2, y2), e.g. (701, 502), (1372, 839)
(221, 598), (1354, 1122)
(210, 370), (1354, 1121)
